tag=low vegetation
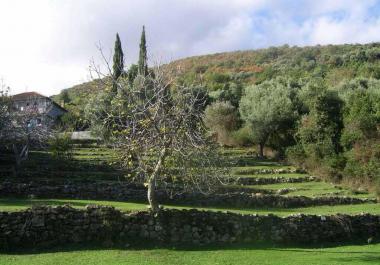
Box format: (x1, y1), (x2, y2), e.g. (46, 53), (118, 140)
(53, 42), (380, 195)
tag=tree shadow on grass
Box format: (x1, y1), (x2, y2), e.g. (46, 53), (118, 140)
(17, 150), (123, 181)
(332, 255), (380, 264)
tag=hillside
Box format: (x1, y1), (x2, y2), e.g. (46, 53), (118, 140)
(53, 42), (380, 132)
(172, 43), (380, 87)
(55, 42), (380, 104)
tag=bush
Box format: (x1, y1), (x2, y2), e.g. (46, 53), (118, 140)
(285, 144), (306, 168)
(231, 125), (254, 146)
(49, 134), (74, 160)
(203, 101), (239, 146)
(376, 179), (380, 199)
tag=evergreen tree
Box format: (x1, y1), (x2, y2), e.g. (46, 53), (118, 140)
(138, 26), (148, 76)
(60, 90), (71, 105)
(112, 33), (124, 93)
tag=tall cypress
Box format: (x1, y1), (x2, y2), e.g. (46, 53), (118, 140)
(138, 26), (148, 76)
(112, 33), (124, 93)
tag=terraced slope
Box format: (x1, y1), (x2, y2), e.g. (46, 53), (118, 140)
(0, 146), (377, 215)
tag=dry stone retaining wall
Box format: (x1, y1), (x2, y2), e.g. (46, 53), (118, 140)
(0, 206), (379, 250)
(234, 168), (306, 175)
(235, 176), (316, 185)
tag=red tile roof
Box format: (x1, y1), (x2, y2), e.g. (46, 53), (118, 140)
(12, 92), (46, 101)
(12, 91), (68, 113)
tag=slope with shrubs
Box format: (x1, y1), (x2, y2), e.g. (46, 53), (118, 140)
(56, 43), (380, 109)
(54, 42), (380, 194)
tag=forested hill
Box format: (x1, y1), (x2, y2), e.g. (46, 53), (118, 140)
(56, 42), (380, 102)
(54, 42), (380, 131)
(171, 42), (380, 87)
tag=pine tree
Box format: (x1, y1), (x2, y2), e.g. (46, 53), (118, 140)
(138, 26), (148, 76)
(112, 33), (124, 93)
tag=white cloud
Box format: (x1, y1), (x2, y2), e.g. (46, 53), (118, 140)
(0, 0), (379, 96)
(309, 15), (380, 45)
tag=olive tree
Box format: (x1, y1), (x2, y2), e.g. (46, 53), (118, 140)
(239, 78), (298, 157)
(88, 64), (227, 212)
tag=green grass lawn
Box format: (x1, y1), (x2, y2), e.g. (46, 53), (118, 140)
(252, 182), (375, 199)
(1, 198), (379, 217)
(1, 243), (380, 265)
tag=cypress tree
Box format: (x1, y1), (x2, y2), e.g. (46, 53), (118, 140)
(138, 26), (148, 76)
(112, 33), (124, 93)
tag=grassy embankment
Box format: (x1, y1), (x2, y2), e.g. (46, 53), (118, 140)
(0, 146), (377, 215)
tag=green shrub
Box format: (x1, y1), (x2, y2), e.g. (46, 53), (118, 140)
(231, 126), (254, 146)
(285, 144), (306, 168)
(49, 134), (74, 160)
(204, 101), (240, 146)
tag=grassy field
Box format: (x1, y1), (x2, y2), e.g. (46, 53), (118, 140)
(1, 198), (379, 216)
(252, 182), (376, 198)
(1, 243), (379, 265)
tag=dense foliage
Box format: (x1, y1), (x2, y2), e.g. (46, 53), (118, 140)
(239, 78), (298, 157)
(203, 101), (239, 146)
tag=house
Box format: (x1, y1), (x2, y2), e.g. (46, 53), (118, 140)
(12, 92), (67, 124)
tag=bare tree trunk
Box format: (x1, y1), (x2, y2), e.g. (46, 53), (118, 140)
(147, 178), (159, 212)
(147, 147), (167, 212)
(259, 143), (264, 158)
(12, 143), (29, 176)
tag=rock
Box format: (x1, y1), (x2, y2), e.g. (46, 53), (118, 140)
(31, 215), (45, 227)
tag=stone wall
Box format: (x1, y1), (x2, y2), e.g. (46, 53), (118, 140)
(0, 206), (379, 250)
(0, 179), (376, 208)
(236, 176), (316, 185)
(234, 168), (306, 175)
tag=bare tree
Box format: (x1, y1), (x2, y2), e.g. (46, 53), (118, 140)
(87, 58), (228, 212)
(0, 85), (52, 174)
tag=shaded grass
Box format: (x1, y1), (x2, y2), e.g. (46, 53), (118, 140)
(252, 182), (376, 199)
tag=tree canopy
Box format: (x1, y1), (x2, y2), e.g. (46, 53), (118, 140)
(87, 66), (226, 212)
(239, 78), (298, 157)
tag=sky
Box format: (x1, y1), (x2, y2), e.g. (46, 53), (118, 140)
(1, 0), (380, 96)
